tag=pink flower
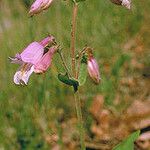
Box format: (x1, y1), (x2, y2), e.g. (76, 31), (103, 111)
(39, 35), (55, 47)
(34, 46), (57, 74)
(10, 36), (56, 85)
(29, 0), (54, 16)
(122, 0), (131, 9)
(87, 56), (101, 84)
(110, 0), (131, 9)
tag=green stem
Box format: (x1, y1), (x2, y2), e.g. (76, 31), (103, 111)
(57, 50), (72, 77)
(74, 92), (86, 150)
(70, 2), (86, 150)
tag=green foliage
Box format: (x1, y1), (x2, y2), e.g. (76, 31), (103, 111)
(111, 54), (130, 77)
(22, 0), (31, 8)
(78, 63), (87, 86)
(0, 0), (149, 149)
(113, 130), (140, 150)
(58, 73), (79, 92)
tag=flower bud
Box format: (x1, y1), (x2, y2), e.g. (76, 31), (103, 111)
(110, 0), (131, 9)
(29, 0), (54, 16)
(86, 48), (101, 84)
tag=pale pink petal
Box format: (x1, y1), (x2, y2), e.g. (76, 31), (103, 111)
(39, 36), (55, 47)
(29, 0), (54, 16)
(87, 57), (101, 84)
(42, 0), (53, 10)
(29, 0), (43, 16)
(34, 46), (57, 73)
(20, 42), (44, 65)
(14, 65), (34, 85)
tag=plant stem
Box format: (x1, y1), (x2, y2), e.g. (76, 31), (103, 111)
(71, 2), (78, 77)
(57, 50), (72, 77)
(74, 92), (86, 150)
(71, 2), (85, 150)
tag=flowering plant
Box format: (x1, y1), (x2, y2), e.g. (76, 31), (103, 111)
(10, 0), (132, 149)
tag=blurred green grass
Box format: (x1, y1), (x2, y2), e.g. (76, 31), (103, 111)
(0, 0), (150, 149)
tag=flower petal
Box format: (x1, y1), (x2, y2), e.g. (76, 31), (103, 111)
(14, 64), (34, 85)
(39, 36), (55, 47)
(34, 46), (57, 73)
(29, 0), (54, 16)
(87, 57), (101, 84)
(29, 0), (43, 16)
(20, 42), (44, 65)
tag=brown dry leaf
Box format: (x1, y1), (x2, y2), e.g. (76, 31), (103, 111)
(89, 95), (104, 119)
(131, 58), (144, 70)
(91, 124), (111, 141)
(123, 38), (136, 51)
(120, 77), (135, 87)
(99, 109), (111, 130)
(125, 100), (150, 119)
(131, 118), (150, 130)
(51, 145), (60, 150)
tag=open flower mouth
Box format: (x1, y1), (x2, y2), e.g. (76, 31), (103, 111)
(10, 36), (57, 85)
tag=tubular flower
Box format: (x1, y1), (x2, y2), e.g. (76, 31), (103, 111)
(86, 48), (101, 84)
(87, 57), (101, 84)
(39, 35), (55, 47)
(29, 0), (54, 16)
(34, 46), (57, 74)
(10, 36), (56, 85)
(110, 0), (131, 9)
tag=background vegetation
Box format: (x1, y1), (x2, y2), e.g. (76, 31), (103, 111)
(0, 0), (149, 149)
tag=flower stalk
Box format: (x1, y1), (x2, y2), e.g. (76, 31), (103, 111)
(57, 49), (72, 77)
(74, 92), (86, 150)
(71, 2), (78, 77)
(71, 2), (86, 150)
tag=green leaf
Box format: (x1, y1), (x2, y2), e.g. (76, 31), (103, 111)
(58, 73), (79, 92)
(78, 63), (87, 86)
(113, 130), (140, 150)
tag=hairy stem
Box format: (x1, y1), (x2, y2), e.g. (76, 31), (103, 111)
(71, 3), (78, 77)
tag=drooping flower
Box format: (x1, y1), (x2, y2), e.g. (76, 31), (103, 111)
(122, 0), (131, 9)
(110, 0), (131, 9)
(87, 48), (101, 84)
(29, 0), (54, 16)
(34, 46), (57, 74)
(10, 36), (56, 85)
(39, 35), (55, 47)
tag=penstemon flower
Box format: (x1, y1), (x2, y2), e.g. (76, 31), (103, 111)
(87, 49), (101, 84)
(10, 36), (56, 85)
(29, 0), (54, 16)
(110, 0), (131, 9)
(34, 46), (57, 74)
